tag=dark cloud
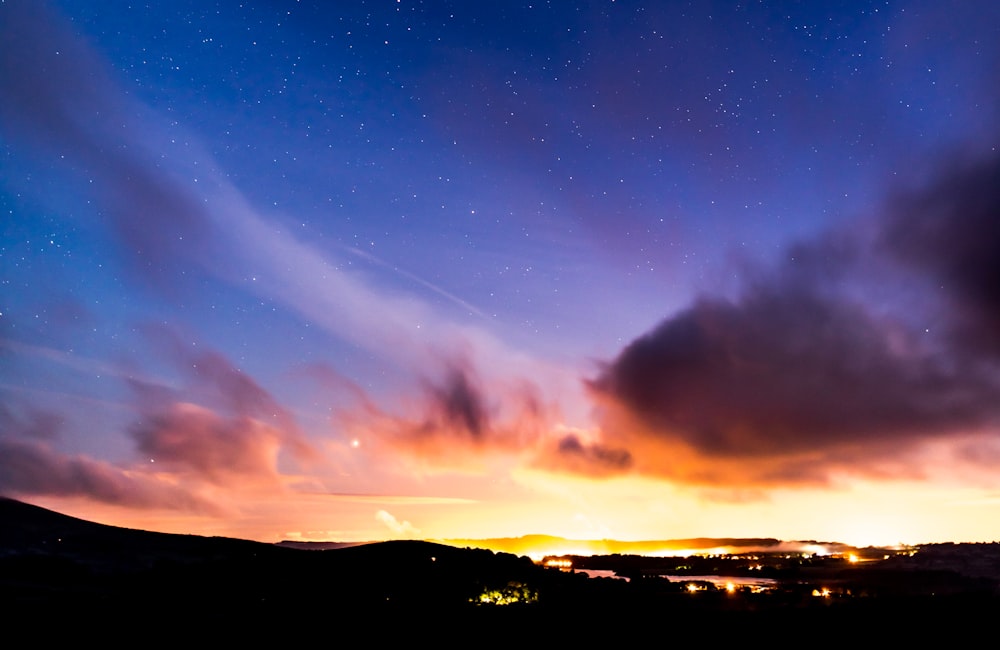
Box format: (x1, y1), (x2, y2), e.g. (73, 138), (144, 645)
(882, 152), (1000, 354)
(590, 151), (1000, 487)
(341, 360), (567, 472)
(593, 287), (993, 458)
(373, 363), (497, 452)
(421, 364), (492, 440)
(532, 434), (632, 478)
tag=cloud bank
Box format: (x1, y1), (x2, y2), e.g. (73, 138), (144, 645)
(591, 150), (1000, 487)
(0, 403), (216, 512)
(0, 329), (312, 511)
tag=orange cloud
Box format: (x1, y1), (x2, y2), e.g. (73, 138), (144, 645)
(339, 362), (545, 469)
(335, 359), (634, 479)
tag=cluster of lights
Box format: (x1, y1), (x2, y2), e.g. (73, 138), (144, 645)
(474, 582), (539, 606)
(681, 579), (773, 594)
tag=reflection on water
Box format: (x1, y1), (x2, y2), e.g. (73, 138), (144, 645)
(663, 574), (778, 586)
(662, 574), (778, 592)
(575, 570), (778, 592)
(576, 569), (627, 581)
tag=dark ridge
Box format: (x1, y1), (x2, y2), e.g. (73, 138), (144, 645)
(2, 496), (998, 643)
(276, 539), (370, 550)
(0, 495), (289, 572)
(0, 497), (553, 615)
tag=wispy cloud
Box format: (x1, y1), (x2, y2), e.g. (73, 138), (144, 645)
(375, 509), (420, 537)
(0, 2), (531, 382)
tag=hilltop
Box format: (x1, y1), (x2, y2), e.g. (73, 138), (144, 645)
(2, 497), (997, 642)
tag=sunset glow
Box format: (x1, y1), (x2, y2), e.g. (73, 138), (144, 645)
(3, 1), (1000, 550)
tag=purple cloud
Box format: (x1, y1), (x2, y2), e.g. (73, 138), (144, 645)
(0, 408), (214, 512)
(589, 150), (1000, 487)
(882, 152), (1000, 354)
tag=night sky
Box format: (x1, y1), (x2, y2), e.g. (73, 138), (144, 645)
(2, 0), (999, 546)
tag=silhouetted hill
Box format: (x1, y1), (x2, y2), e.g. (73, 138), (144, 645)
(0, 496), (287, 570)
(0, 497), (557, 614)
(2, 497), (997, 644)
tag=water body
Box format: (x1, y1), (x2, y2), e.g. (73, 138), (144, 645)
(575, 571), (779, 591)
(662, 575), (778, 590)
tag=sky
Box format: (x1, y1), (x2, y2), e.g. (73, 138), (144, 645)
(2, 0), (999, 548)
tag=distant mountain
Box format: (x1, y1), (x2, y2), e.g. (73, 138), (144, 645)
(279, 533), (805, 556)
(436, 533), (853, 558)
(276, 539), (373, 550)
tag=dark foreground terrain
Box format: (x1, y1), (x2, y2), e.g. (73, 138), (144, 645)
(2, 497), (997, 643)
